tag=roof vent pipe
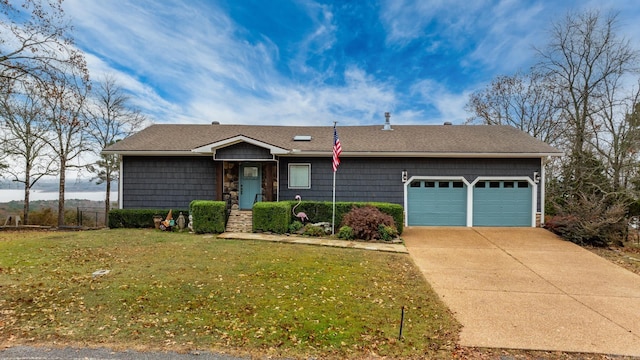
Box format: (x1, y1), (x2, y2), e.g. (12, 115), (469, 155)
(383, 112), (392, 130)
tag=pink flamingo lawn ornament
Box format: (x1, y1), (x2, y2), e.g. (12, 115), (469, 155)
(292, 195), (310, 222)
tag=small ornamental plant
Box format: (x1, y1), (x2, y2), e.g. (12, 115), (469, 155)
(302, 224), (325, 237)
(337, 225), (355, 240)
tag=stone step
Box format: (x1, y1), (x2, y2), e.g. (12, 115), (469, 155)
(225, 210), (253, 233)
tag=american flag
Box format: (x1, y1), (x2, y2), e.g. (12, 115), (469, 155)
(332, 125), (342, 172)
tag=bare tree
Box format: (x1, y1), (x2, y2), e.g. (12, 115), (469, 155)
(84, 75), (145, 225)
(466, 71), (565, 146)
(0, 0), (88, 90)
(591, 88), (640, 192)
(40, 68), (89, 227)
(0, 79), (57, 224)
(535, 10), (639, 196)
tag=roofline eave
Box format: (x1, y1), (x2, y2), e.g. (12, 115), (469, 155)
(101, 150), (208, 156)
(283, 151), (564, 158)
(102, 150), (563, 158)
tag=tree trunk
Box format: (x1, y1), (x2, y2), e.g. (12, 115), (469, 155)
(23, 186), (30, 225)
(105, 173), (111, 227)
(58, 162), (65, 227)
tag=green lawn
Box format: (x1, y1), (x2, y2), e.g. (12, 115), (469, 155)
(0, 229), (459, 359)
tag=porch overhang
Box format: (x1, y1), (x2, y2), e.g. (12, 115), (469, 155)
(191, 135), (290, 156)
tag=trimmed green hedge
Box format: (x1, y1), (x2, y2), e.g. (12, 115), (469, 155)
(190, 200), (226, 234)
(288, 201), (404, 234)
(254, 202), (291, 234)
(108, 209), (188, 229)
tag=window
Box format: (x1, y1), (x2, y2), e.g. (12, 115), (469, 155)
(438, 181), (450, 188)
(288, 164), (311, 189)
(425, 181), (435, 188)
(504, 181), (514, 188)
(490, 181), (500, 188)
(476, 181), (486, 188)
(518, 181), (529, 188)
(410, 181), (421, 188)
(243, 166), (258, 178)
(452, 181), (464, 188)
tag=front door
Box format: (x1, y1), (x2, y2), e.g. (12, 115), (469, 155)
(239, 163), (262, 209)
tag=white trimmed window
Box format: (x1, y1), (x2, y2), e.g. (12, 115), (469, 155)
(289, 163), (311, 189)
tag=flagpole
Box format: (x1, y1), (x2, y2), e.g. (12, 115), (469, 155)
(332, 121), (337, 235)
(332, 166), (336, 235)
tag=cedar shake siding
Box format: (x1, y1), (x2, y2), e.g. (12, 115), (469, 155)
(215, 142), (273, 160)
(122, 156), (216, 209)
(280, 157), (542, 210)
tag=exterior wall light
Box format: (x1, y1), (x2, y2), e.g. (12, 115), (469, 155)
(533, 171), (541, 184)
(402, 170), (408, 183)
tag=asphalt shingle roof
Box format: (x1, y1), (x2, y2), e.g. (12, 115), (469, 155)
(103, 124), (561, 156)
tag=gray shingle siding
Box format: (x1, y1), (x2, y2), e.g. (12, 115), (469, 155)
(121, 155), (542, 212)
(279, 157), (541, 209)
(122, 156), (216, 209)
(215, 142), (272, 160)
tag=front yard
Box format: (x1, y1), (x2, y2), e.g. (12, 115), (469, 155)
(2, 228), (637, 359)
(0, 229), (459, 359)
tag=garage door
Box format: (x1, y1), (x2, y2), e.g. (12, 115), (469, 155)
(473, 180), (532, 226)
(407, 180), (467, 226)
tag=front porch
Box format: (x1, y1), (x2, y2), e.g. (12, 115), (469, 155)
(217, 161), (278, 210)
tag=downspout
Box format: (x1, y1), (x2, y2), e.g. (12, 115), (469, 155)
(540, 157), (546, 227)
(276, 158), (280, 202)
(467, 178), (476, 227)
(118, 155), (124, 209)
(403, 177), (409, 228)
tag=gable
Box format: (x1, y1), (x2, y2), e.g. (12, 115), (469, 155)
(214, 142), (273, 160)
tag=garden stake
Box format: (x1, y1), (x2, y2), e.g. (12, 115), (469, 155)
(398, 305), (405, 341)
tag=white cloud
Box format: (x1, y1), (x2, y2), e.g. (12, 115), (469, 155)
(63, 0), (640, 130)
(63, 0), (408, 127)
(379, 0), (489, 47)
(410, 79), (471, 125)
(185, 65), (397, 126)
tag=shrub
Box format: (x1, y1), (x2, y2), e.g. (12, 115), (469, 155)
(286, 201), (404, 234)
(28, 208), (77, 227)
(28, 207), (57, 226)
(108, 209), (188, 229)
(545, 193), (627, 247)
(254, 202), (291, 234)
(367, 202), (404, 235)
(288, 220), (304, 234)
(337, 225), (354, 240)
(302, 224), (325, 237)
(341, 206), (396, 241)
(378, 224), (399, 241)
(189, 201), (225, 234)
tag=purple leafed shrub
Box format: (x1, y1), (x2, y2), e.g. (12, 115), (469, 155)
(341, 206), (397, 241)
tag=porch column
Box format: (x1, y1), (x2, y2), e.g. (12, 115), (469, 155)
(264, 163), (273, 201)
(215, 161), (223, 201)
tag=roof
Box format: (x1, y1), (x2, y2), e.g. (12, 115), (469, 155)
(103, 124), (562, 158)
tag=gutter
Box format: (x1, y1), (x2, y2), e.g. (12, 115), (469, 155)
(102, 149), (563, 158)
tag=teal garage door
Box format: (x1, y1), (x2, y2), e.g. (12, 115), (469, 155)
(407, 180), (467, 226)
(473, 181), (532, 226)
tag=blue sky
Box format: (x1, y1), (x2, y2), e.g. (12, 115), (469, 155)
(63, 0), (640, 127)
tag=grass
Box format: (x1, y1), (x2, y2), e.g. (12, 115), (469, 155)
(0, 229), (459, 359)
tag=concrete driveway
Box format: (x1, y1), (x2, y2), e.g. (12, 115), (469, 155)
(403, 227), (640, 357)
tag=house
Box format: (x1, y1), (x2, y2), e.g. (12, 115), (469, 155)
(102, 120), (561, 227)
